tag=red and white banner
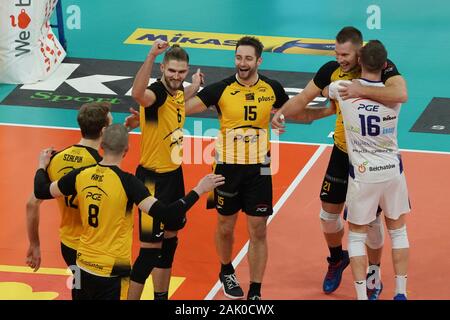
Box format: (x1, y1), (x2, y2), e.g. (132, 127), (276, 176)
(0, 0), (66, 84)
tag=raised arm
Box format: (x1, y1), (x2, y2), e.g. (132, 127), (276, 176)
(131, 39), (169, 107)
(184, 68), (205, 100)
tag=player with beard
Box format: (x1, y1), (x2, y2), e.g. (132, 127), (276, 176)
(185, 36), (293, 300)
(126, 40), (204, 300)
(271, 27), (407, 299)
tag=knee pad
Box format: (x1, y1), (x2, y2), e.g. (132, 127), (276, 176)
(366, 215), (385, 249)
(130, 248), (161, 284)
(156, 237), (178, 269)
(319, 208), (344, 234)
(348, 231), (367, 258)
(388, 225), (409, 249)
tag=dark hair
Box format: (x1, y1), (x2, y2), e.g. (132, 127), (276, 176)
(336, 26), (363, 46)
(360, 40), (387, 72)
(163, 44), (189, 63)
(101, 124), (129, 155)
(77, 102), (111, 139)
(236, 36), (264, 58)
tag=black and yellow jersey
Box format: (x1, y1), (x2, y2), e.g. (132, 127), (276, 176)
(57, 164), (150, 277)
(197, 74), (289, 164)
(47, 145), (101, 250)
(313, 59), (400, 152)
(139, 80), (185, 173)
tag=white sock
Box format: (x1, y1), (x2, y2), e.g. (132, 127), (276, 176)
(395, 275), (407, 295)
(354, 280), (368, 300)
(367, 264), (381, 290)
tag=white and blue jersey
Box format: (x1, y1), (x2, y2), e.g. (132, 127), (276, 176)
(329, 79), (402, 183)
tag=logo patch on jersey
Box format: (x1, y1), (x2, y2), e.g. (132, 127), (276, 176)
(358, 161), (368, 173)
(245, 93), (255, 101)
(257, 95), (274, 103)
(383, 115), (397, 121)
(230, 90), (240, 95)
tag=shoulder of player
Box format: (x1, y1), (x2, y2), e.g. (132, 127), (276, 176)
(318, 61), (340, 74)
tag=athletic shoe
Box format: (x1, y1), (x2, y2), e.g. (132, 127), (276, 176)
(367, 273), (383, 300)
(393, 293), (407, 300)
(219, 272), (244, 299)
(323, 250), (350, 294)
(247, 293), (261, 300)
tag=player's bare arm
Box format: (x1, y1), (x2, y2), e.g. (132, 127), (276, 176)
(338, 75), (408, 106)
(131, 39), (168, 107)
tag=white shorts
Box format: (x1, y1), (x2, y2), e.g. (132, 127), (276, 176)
(345, 173), (411, 225)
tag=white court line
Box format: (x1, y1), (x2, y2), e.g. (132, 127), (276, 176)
(2, 122), (449, 155)
(204, 144), (327, 300)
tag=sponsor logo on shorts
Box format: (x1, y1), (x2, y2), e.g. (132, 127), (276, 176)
(255, 204), (269, 213)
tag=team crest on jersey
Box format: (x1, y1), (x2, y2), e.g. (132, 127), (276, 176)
(358, 161), (368, 173)
(245, 93), (255, 101)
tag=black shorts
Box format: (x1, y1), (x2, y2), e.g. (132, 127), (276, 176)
(60, 242), (77, 268)
(136, 165), (185, 242)
(319, 145), (349, 204)
(73, 269), (129, 300)
(207, 163), (273, 216)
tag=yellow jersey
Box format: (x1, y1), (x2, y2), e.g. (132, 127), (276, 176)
(197, 74), (289, 164)
(57, 164), (150, 277)
(46, 145), (101, 250)
(139, 80), (185, 173)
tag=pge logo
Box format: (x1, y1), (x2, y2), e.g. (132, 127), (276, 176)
(358, 104), (379, 112)
(86, 191), (102, 201)
(255, 204), (269, 213)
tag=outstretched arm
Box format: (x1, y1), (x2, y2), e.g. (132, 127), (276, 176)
(272, 80), (334, 132)
(138, 174), (224, 225)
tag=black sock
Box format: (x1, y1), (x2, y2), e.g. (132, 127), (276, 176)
(154, 291), (168, 300)
(329, 245), (343, 262)
(221, 263), (234, 275)
(248, 282), (261, 296)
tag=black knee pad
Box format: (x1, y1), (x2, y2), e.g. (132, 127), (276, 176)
(156, 237), (178, 269)
(130, 248), (161, 284)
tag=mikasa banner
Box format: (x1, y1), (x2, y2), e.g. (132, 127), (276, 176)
(0, 0), (66, 84)
(125, 28), (336, 56)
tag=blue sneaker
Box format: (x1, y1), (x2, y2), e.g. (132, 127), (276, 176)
(393, 293), (407, 300)
(367, 281), (383, 300)
(323, 250), (350, 294)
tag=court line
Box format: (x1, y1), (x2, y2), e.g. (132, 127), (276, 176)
(204, 144), (327, 300)
(2, 122), (449, 155)
(0, 264), (71, 276)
